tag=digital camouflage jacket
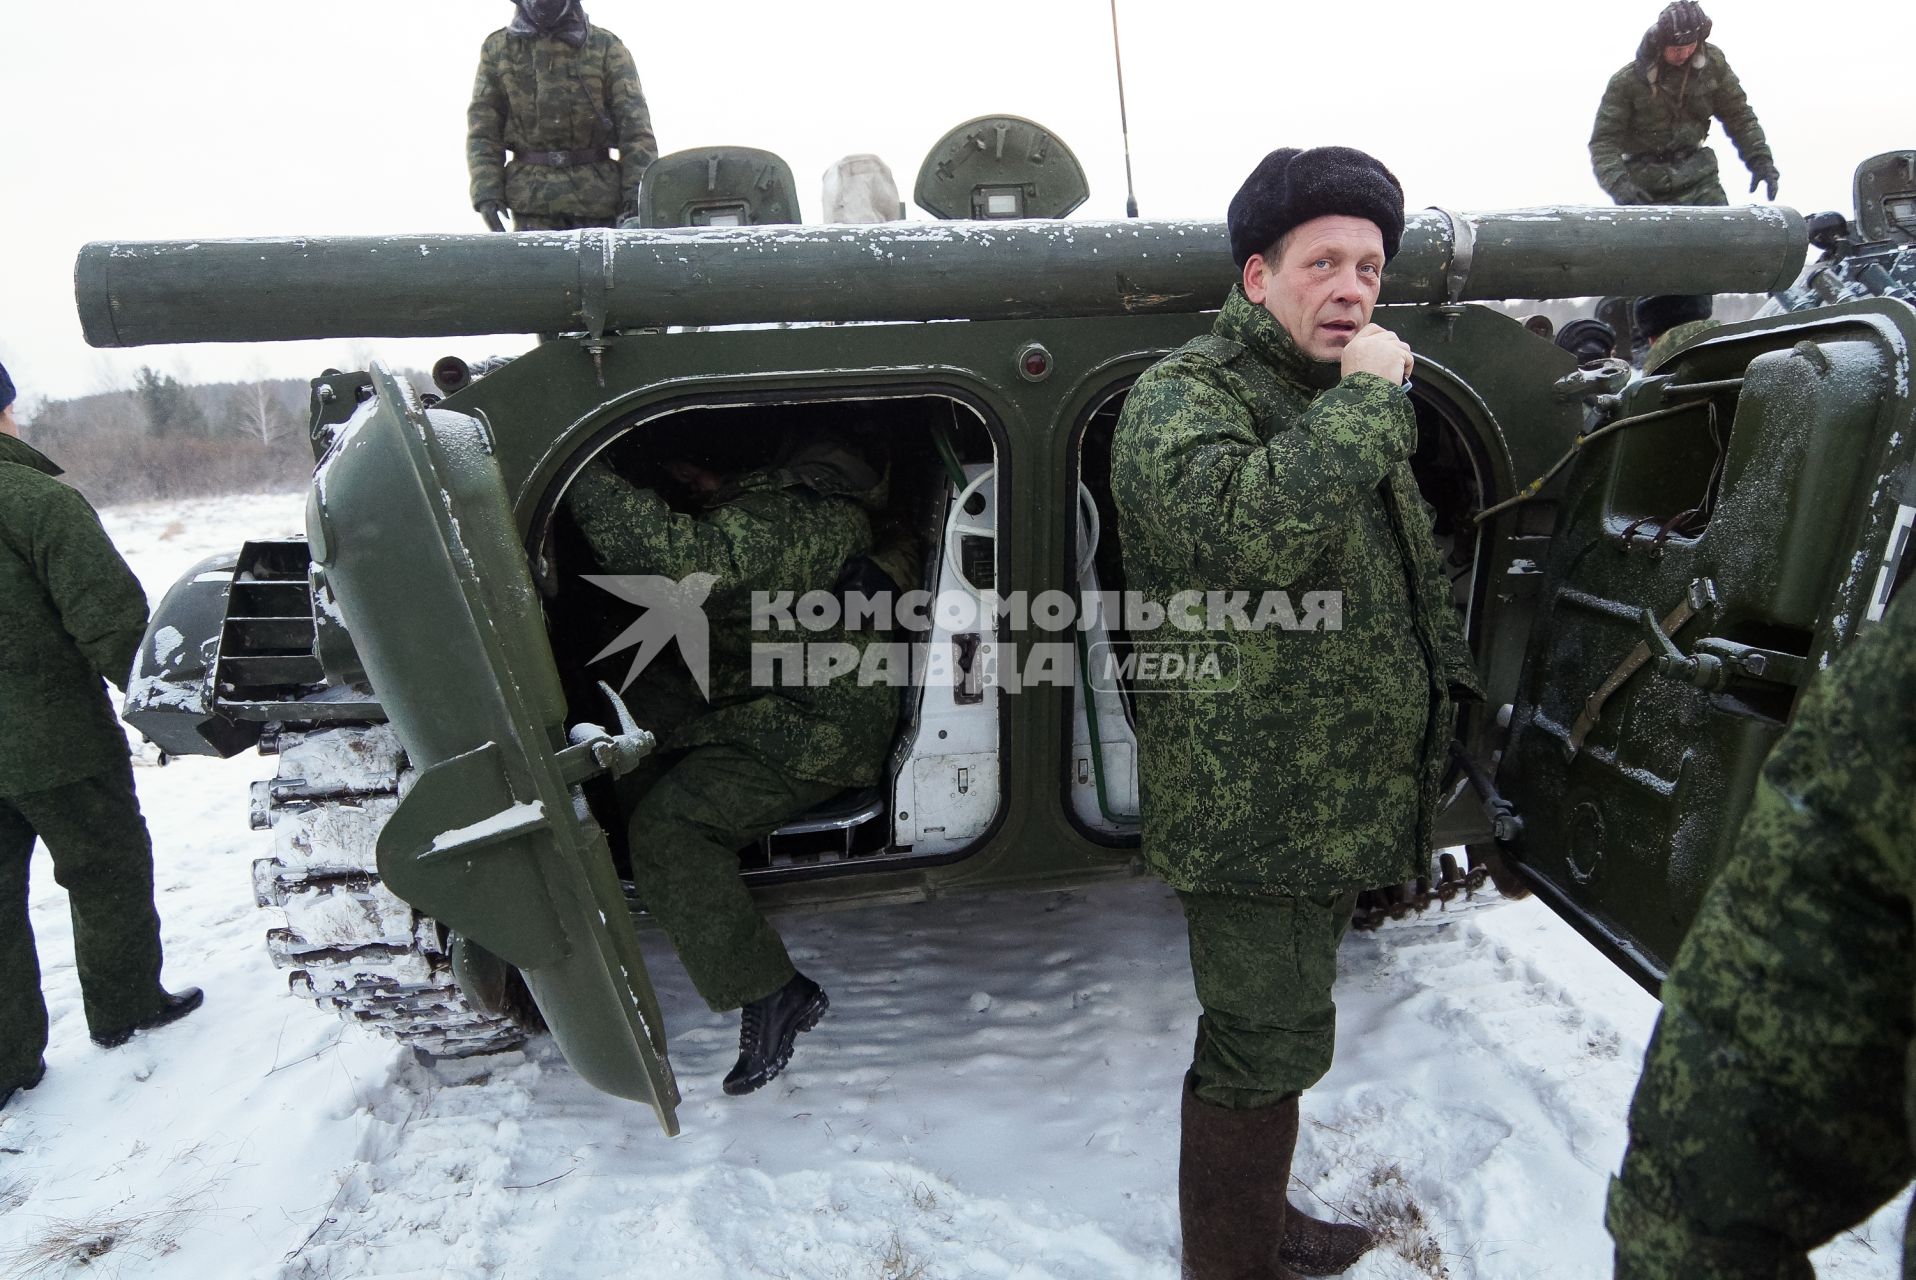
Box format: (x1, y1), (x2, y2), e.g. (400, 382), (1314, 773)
(1589, 37), (1773, 206)
(1110, 287), (1480, 897)
(467, 24), (657, 222)
(0, 435), (149, 795)
(564, 440), (897, 789)
(1609, 588), (1916, 1280)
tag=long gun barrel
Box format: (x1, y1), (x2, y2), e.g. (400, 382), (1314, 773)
(76, 205), (1808, 347)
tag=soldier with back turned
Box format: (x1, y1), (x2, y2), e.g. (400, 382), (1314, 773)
(0, 361), (202, 1112)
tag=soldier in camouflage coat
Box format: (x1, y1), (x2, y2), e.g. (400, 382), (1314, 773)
(467, 0), (658, 232)
(1112, 148), (1479, 1279)
(0, 368), (200, 1111)
(1608, 587), (1916, 1278)
(565, 435), (896, 1095)
(1589, 2), (1779, 207)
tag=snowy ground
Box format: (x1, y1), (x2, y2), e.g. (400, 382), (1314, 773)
(0, 492), (1906, 1279)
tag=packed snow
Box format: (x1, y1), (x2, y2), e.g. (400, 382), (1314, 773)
(0, 491), (1906, 1279)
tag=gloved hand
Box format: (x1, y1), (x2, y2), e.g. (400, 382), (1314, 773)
(478, 200), (507, 232)
(1610, 177), (1647, 205)
(1749, 166), (1780, 201)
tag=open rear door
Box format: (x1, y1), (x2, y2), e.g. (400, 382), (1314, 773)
(1492, 300), (1916, 986)
(311, 365), (679, 1132)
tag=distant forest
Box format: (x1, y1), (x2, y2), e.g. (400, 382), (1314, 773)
(21, 369), (419, 508)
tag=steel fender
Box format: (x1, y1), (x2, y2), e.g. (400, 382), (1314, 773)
(314, 364), (678, 1126)
(123, 550), (261, 758)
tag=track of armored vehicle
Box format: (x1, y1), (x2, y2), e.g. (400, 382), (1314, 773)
(254, 724), (532, 1058)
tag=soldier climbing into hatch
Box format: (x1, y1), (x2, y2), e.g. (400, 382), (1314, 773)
(1589, 2), (1779, 210)
(562, 431), (900, 1095)
(467, 0), (658, 232)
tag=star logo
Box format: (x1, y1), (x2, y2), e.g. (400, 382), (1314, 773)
(581, 572), (718, 698)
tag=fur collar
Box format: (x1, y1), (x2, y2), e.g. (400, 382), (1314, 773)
(507, 1), (590, 48)
(1637, 33), (1710, 83)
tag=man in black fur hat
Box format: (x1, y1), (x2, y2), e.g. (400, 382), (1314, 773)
(1110, 149), (1480, 1279)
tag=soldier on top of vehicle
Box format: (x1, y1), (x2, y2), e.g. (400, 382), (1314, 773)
(562, 432), (898, 1096)
(467, 0), (658, 232)
(0, 361), (203, 1113)
(1589, 1), (1779, 208)
(1111, 146), (1481, 1279)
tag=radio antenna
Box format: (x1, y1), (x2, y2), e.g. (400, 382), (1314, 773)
(1109, 0), (1140, 218)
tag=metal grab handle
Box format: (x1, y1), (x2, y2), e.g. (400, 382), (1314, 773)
(1638, 607), (1727, 691)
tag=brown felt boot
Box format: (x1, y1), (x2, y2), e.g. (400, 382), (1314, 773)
(1274, 1099), (1375, 1276)
(1178, 1074), (1305, 1280)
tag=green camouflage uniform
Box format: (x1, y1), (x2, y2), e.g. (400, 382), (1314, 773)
(0, 434), (168, 1087)
(467, 24), (657, 230)
(1645, 317), (1721, 370)
(1590, 36), (1775, 207)
(565, 441), (897, 1010)
(1608, 588), (1916, 1279)
(1111, 286), (1478, 1106)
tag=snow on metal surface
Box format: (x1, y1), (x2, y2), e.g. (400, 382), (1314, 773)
(428, 800), (546, 853)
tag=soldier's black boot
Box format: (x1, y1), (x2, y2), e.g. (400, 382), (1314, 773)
(722, 972), (827, 1096)
(1, 1057), (47, 1110)
(1179, 1073), (1305, 1279)
(1273, 1099), (1374, 1276)
(91, 986), (204, 1049)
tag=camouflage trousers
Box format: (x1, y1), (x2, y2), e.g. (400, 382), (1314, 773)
(621, 743), (840, 1012)
(0, 762), (167, 1085)
(1178, 888), (1360, 1110)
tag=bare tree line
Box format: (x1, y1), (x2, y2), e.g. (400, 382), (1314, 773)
(20, 367), (418, 507)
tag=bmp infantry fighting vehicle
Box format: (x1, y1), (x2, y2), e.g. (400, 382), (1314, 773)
(79, 125), (1916, 1136)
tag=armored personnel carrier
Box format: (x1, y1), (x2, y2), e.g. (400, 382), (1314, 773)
(79, 125), (1915, 1135)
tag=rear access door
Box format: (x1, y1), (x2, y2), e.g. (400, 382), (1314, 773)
(1492, 299), (1916, 985)
(312, 365), (680, 1131)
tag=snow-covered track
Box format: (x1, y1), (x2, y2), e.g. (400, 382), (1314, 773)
(251, 724), (529, 1059)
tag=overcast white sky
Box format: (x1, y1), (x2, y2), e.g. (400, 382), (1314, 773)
(2, 0), (1911, 404)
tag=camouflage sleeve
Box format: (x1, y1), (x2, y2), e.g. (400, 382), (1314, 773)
(565, 462), (748, 586)
(466, 37), (507, 210)
(1389, 462), (1481, 698)
(1588, 70), (1636, 200)
(1120, 364), (1412, 590)
(605, 35), (657, 214)
(32, 484), (149, 692)
(1607, 597), (1916, 1279)
(1710, 52), (1775, 177)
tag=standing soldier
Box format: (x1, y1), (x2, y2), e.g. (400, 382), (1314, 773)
(1110, 148), (1480, 1278)
(1589, 2), (1780, 208)
(1608, 587), (1916, 1277)
(467, 0), (658, 232)
(563, 435), (897, 1096)
(0, 362), (202, 1112)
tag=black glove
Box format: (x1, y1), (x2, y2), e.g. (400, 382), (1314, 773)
(478, 200), (507, 233)
(1610, 177), (1647, 205)
(1749, 166), (1779, 201)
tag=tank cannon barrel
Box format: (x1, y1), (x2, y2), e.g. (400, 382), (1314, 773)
(75, 205), (1808, 348)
